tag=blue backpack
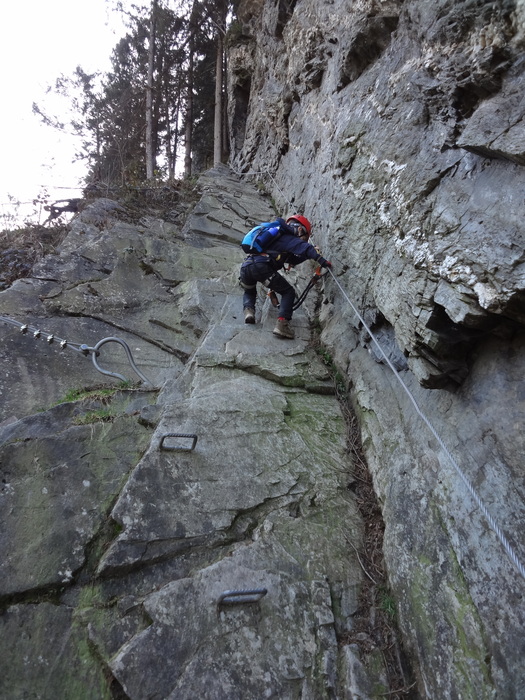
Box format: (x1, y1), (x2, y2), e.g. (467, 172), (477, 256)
(241, 221), (282, 254)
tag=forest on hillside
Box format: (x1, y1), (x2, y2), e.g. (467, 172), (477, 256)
(33, 0), (242, 187)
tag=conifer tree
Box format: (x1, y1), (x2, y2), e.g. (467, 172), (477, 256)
(146, 0), (158, 180)
(34, 0), (237, 185)
(213, 0), (228, 166)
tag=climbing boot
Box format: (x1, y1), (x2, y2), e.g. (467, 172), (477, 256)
(268, 290), (279, 308)
(273, 317), (295, 339)
(244, 307), (255, 324)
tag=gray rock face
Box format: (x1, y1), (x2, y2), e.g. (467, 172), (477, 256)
(2, 0), (525, 695)
(228, 0), (525, 698)
(0, 172), (383, 699)
(231, 0), (525, 382)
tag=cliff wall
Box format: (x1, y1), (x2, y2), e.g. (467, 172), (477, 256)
(1, 1), (524, 697)
(228, 0), (525, 697)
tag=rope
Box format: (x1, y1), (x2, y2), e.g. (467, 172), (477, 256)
(326, 270), (525, 581)
(292, 269), (326, 311)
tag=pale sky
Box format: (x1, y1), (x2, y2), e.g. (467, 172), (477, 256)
(0, 0), (127, 225)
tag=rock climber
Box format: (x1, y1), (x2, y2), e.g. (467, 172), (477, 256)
(239, 215), (332, 339)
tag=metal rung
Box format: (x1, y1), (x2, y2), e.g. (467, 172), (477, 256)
(159, 433), (198, 452)
(217, 589), (267, 606)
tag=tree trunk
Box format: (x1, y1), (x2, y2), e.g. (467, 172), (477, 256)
(146, 0), (158, 180)
(165, 80), (174, 179)
(213, 29), (223, 166)
(221, 41), (229, 163)
(184, 0), (200, 178)
(183, 49), (193, 178)
(213, 0), (228, 166)
(171, 88), (182, 178)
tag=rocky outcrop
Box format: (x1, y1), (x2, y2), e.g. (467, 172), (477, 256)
(2, 0), (525, 697)
(228, 0), (525, 698)
(0, 172), (398, 698)
(231, 0), (525, 385)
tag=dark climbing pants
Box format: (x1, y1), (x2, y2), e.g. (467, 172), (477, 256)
(240, 260), (295, 320)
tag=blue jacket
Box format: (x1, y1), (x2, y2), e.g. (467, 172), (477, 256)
(244, 218), (328, 270)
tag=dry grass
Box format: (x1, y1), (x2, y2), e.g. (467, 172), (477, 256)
(83, 179), (201, 224)
(341, 407), (418, 698)
(0, 223), (68, 288)
(314, 338), (419, 698)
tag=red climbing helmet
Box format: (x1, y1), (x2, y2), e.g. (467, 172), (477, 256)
(286, 215), (312, 238)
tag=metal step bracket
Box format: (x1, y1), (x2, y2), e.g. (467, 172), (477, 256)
(159, 433), (198, 452)
(217, 589), (268, 606)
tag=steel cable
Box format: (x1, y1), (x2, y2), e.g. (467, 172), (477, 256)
(203, 169), (525, 579)
(0, 316), (153, 386)
(327, 270), (525, 581)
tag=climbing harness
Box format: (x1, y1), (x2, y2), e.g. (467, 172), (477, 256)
(0, 315), (153, 387)
(253, 267), (325, 310)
